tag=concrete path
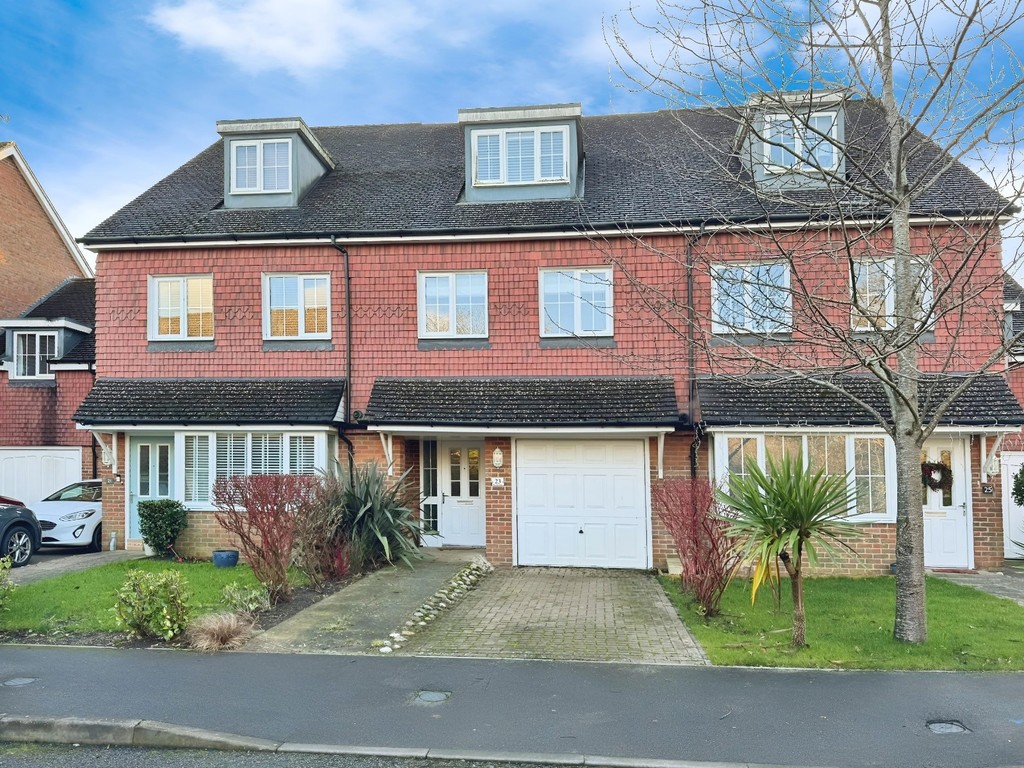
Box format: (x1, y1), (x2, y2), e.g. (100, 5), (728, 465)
(400, 567), (708, 665)
(9, 550), (146, 586)
(931, 560), (1024, 607)
(243, 549), (477, 654)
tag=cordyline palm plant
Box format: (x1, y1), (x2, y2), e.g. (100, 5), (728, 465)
(716, 453), (860, 648)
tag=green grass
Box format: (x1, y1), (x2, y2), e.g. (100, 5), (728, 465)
(661, 574), (1024, 670)
(0, 560), (265, 635)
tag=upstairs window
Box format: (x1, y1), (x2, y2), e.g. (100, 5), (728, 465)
(149, 276), (214, 340)
(418, 271), (488, 339)
(711, 263), (791, 334)
(763, 112), (837, 172)
(13, 332), (57, 379)
(231, 138), (292, 194)
(851, 259), (932, 331)
(263, 274), (330, 339)
(540, 268), (613, 337)
(473, 127), (569, 185)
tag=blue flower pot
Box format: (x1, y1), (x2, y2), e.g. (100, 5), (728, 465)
(212, 549), (240, 568)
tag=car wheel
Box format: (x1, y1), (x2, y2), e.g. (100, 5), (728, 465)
(2, 527), (34, 567)
(89, 523), (103, 553)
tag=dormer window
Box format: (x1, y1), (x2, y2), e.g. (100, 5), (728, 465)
(230, 138), (292, 194)
(764, 112), (838, 172)
(472, 126), (569, 186)
(13, 331), (57, 379)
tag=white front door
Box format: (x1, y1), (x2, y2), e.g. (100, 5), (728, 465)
(1001, 451), (1024, 558)
(438, 442), (485, 546)
(515, 439), (649, 569)
(922, 439), (970, 569)
(129, 438), (174, 540)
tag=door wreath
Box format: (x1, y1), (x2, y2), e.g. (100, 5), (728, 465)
(921, 461), (953, 492)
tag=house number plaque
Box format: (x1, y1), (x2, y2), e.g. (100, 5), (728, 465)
(491, 476), (505, 488)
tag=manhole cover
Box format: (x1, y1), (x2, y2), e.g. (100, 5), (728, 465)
(415, 690), (451, 704)
(3, 678), (37, 687)
(927, 720), (969, 734)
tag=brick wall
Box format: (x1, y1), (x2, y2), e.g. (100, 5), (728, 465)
(0, 154), (87, 317)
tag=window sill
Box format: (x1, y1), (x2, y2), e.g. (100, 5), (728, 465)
(539, 337), (616, 349)
(9, 378), (56, 388)
(263, 339), (334, 352)
(148, 340), (216, 353)
(418, 339), (491, 351)
(710, 334), (792, 346)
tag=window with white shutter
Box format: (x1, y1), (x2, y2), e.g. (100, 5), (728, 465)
(184, 435), (211, 503)
(252, 433), (284, 475)
(289, 436), (316, 475)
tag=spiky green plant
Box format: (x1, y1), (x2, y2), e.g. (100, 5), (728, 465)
(716, 453), (861, 648)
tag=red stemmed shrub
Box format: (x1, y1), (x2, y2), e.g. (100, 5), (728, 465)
(213, 474), (320, 603)
(652, 477), (739, 617)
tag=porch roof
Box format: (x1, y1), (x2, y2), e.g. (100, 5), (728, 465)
(696, 373), (1024, 428)
(74, 378), (346, 426)
(361, 376), (681, 428)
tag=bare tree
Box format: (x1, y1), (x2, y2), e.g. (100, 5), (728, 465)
(606, 0), (1024, 643)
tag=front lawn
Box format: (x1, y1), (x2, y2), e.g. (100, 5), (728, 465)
(661, 574), (1024, 670)
(0, 560), (264, 636)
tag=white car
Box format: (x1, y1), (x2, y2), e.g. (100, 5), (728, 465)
(33, 480), (103, 552)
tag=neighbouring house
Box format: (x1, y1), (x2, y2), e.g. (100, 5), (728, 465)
(76, 97), (1024, 572)
(1000, 273), (1024, 558)
(0, 142), (96, 504)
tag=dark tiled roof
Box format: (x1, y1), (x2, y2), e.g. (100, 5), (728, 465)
(362, 376), (680, 427)
(1005, 274), (1024, 305)
(82, 102), (1007, 245)
(21, 278), (95, 326)
(54, 335), (94, 364)
(75, 378), (346, 426)
(697, 374), (1024, 427)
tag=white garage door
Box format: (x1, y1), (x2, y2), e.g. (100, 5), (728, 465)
(515, 439), (649, 568)
(1002, 452), (1024, 559)
(0, 448), (83, 506)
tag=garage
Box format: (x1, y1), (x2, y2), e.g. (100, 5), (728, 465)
(0, 447), (82, 505)
(515, 439), (650, 568)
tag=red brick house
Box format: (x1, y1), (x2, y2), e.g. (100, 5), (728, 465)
(76, 99), (1023, 571)
(0, 142), (96, 504)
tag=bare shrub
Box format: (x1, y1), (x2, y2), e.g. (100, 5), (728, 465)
(294, 475), (351, 590)
(186, 612), (256, 653)
(652, 477), (739, 617)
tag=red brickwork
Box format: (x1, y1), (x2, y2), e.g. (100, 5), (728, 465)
(0, 154), (87, 317)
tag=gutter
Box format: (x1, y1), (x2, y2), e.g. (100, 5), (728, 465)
(687, 223), (707, 478)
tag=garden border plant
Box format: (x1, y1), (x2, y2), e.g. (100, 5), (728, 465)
(137, 499), (189, 557)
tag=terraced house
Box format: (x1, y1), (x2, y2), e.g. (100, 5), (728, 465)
(76, 95), (1024, 572)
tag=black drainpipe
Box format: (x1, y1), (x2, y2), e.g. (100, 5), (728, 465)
(687, 223), (707, 478)
(330, 236), (356, 477)
(90, 365), (98, 479)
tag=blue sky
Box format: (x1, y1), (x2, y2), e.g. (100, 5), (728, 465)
(1, 0), (663, 240)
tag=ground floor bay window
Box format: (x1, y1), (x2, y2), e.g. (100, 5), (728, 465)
(711, 430), (975, 569)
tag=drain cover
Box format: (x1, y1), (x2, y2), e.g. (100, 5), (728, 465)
(927, 720), (969, 734)
(3, 678), (37, 687)
(415, 690), (451, 704)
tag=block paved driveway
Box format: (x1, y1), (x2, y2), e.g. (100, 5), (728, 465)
(398, 567), (708, 665)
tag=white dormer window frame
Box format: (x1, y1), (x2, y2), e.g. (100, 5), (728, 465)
(12, 331), (58, 380)
(763, 111), (839, 173)
(230, 138), (293, 194)
(472, 126), (570, 186)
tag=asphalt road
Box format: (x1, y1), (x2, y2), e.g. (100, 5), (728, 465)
(3, 646), (1024, 768)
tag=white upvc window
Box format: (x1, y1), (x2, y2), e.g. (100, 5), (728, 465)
(149, 275), (214, 340)
(472, 126), (570, 185)
(851, 259), (933, 331)
(540, 267), (613, 337)
(180, 431), (324, 506)
(263, 274), (330, 339)
(417, 271), (488, 339)
(714, 431), (897, 522)
(13, 331), (57, 379)
(763, 112), (838, 172)
(230, 138), (292, 194)
(711, 262), (791, 334)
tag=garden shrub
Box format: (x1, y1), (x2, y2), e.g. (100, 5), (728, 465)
(652, 477), (739, 617)
(0, 556), (15, 612)
(186, 612), (255, 652)
(137, 499), (189, 557)
(295, 478), (351, 589)
(222, 581), (271, 619)
(113, 569), (191, 640)
(213, 474), (320, 603)
(334, 462), (422, 571)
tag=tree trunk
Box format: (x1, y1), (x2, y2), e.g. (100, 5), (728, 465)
(780, 550), (806, 648)
(893, 424), (928, 642)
